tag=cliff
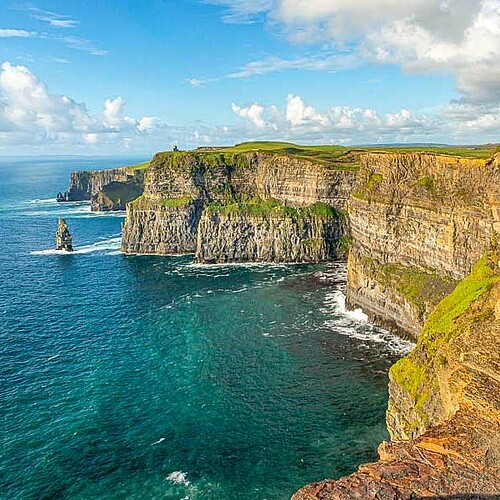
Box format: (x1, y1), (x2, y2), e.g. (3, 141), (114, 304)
(121, 151), (356, 261)
(57, 166), (146, 211)
(294, 252), (500, 499)
(346, 152), (500, 340)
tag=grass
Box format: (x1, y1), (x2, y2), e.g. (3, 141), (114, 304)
(129, 195), (193, 209)
(150, 141), (497, 175)
(390, 252), (499, 429)
(206, 196), (344, 219)
(124, 161), (150, 171)
(368, 145), (496, 159)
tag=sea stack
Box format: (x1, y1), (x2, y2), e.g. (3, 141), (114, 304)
(55, 218), (74, 251)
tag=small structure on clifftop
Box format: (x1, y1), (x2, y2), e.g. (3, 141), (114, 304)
(55, 218), (74, 251)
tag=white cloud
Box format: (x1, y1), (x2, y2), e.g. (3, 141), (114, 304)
(228, 53), (359, 79)
(137, 116), (158, 132)
(0, 62), (162, 153)
(103, 97), (137, 129)
(231, 102), (268, 129)
(28, 7), (79, 28)
(231, 94), (440, 143)
(0, 29), (37, 38)
(285, 94), (328, 127)
(206, 0), (500, 105)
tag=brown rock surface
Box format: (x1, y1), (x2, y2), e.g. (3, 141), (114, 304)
(294, 254), (500, 499)
(121, 151), (355, 260)
(347, 152), (500, 339)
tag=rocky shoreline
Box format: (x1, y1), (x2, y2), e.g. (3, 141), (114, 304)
(58, 146), (500, 498)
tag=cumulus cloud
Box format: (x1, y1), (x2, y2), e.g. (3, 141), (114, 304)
(0, 61), (161, 152)
(231, 102), (269, 129)
(206, 0), (500, 106)
(231, 93), (443, 143)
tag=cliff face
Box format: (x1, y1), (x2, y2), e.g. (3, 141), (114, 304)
(347, 152), (500, 340)
(57, 168), (145, 211)
(120, 198), (202, 255)
(195, 210), (346, 263)
(294, 253), (500, 499)
(121, 151), (355, 261)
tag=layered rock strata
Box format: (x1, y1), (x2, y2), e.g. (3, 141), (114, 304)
(347, 152), (500, 340)
(294, 252), (500, 499)
(57, 167), (145, 211)
(121, 151), (356, 261)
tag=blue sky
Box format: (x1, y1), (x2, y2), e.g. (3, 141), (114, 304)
(0, 0), (499, 155)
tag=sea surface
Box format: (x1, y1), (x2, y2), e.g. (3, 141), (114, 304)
(0, 157), (413, 500)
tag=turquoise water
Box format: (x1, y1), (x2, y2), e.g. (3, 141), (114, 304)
(0, 158), (413, 499)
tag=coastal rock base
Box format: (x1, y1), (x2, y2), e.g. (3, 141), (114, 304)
(293, 408), (500, 500)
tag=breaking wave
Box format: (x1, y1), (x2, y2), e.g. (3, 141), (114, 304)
(31, 236), (122, 256)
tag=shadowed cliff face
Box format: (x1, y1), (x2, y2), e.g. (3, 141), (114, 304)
(57, 168), (145, 211)
(347, 152), (500, 340)
(121, 151), (356, 262)
(294, 253), (500, 499)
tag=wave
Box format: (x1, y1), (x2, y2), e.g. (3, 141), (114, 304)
(324, 290), (415, 355)
(166, 471), (190, 487)
(31, 236), (122, 256)
(28, 198), (59, 204)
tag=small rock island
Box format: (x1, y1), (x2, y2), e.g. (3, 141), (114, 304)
(55, 218), (74, 252)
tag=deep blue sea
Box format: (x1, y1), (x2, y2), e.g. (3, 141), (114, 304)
(0, 157), (413, 500)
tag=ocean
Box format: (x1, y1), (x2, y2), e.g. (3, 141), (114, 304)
(0, 157), (413, 499)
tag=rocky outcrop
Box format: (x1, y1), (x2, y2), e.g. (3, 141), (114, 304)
(346, 152), (500, 340)
(294, 252), (500, 499)
(57, 167), (145, 211)
(121, 151), (356, 260)
(55, 218), (73, 251)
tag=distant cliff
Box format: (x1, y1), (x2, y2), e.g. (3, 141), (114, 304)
(57, 166), (146, 211)
(121, 151), (356, 262)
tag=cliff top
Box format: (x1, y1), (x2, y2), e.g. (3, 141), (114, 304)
(151, 141), (497, 172)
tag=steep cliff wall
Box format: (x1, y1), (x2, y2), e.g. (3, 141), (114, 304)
(57, 168), (145, 211)
(195, 207), (347, 263)
(120, 197), (201, 254)
(121, 151), (356, 260)
(294, 252), (500, 499)
(347, 152), (500, 340)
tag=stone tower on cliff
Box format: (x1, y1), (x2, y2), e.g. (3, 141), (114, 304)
(55, 218), (74, 251)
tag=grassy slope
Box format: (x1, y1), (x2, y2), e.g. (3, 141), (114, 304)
(221, 141), (496, 160)
(390, 252), (500, 420)
(124, 161), (150, 171)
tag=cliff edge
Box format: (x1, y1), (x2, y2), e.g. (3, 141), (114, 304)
(57, 163), (147, 211)
(121, 150), (356, 262)
(347, 152), (500, 340)
(294, 252), (500, 499)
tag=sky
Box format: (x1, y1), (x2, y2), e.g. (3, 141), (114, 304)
(0, 0), (499, 155)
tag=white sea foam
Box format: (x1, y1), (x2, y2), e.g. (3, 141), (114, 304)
(324, 290), (415, 355)
(31, 236), (122, 256)
(332, 290), (369, 322)
(151, 437), (165, 446)
(29, 198), (58, 204)
(166, 471), (190, 487)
